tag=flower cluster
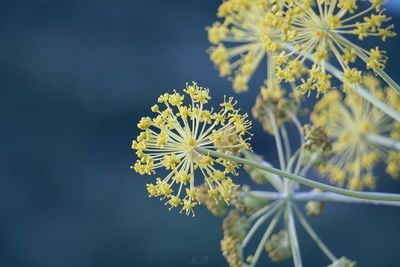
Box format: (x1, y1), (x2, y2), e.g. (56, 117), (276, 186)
(252, 78), (302, 134)
(208, 0), (281, 92)
(208, 0), (396, 96)
(311, 76), (400, 190)
(132, 82), (251, 216)
(273, 0), (396, 95)
(132, 0), (400, 265)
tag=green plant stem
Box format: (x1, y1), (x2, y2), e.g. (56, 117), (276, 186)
(249, 191), (400, 207)
(286, 202), (302, 267)
(242, 201), (282, 248)
(293, 204), (337, 262)
(367, 134), (400, 150)
(280, 126), (292, 164)
(288, 112), (304, 176)
(249, 205), (284, 267)
(197, 148), (400, 202)
(269, 111), (286, 171)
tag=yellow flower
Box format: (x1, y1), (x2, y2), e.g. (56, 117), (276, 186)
(131, 82), (251, 216)
(207, 0), (281, 93)
(252, 78), (302, 135)
(274, 0), (395, 95)
(311, 75), (400, 190)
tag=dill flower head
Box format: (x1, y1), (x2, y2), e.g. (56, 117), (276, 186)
(207, 0), (281, 93)
(311, 75), (400, 190)
(131, 82), (251, 216)
(252, 79), (302, 135)
(274, 0), (396, 95)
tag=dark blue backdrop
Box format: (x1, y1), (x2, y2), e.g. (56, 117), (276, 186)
(1, 1), (400, 266)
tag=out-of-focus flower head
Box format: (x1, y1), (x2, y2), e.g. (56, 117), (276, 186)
(273, 0), (396, 95)
(311, 75), (400, 190)
(252, 78), (303, 135)
(207, 0), (282, 93)
(131, 82), (251, 216)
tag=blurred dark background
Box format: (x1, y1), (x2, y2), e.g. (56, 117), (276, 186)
(1, 1), (400, 266)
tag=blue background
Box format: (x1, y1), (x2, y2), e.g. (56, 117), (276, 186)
(1, 1), (400, 266)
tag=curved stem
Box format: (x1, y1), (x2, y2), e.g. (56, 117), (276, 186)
(197, 148), (400, 202)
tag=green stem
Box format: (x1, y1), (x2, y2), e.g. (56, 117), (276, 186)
(351, 84), (400, 122)
(293, 203), (337, 262)
(249, 191), (400, 207)
(367, 134), (400, 150)
(198, 148), (400, 202)
(242, 201), (282, 248)
(286, 202), (302, 267)
(249, 205), (284, 267)
(280, 126), (292, 164)
(372, 65), (400, 95)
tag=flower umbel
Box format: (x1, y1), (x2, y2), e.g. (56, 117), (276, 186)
(311, 76), (400, 190)
(274, 0), (395, 95)
(252, 78), (302, 135)
(132, 82), (251, 216)
(207, 0), (281, 92)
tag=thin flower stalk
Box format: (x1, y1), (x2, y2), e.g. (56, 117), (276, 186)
(197, 147), (400, 202)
